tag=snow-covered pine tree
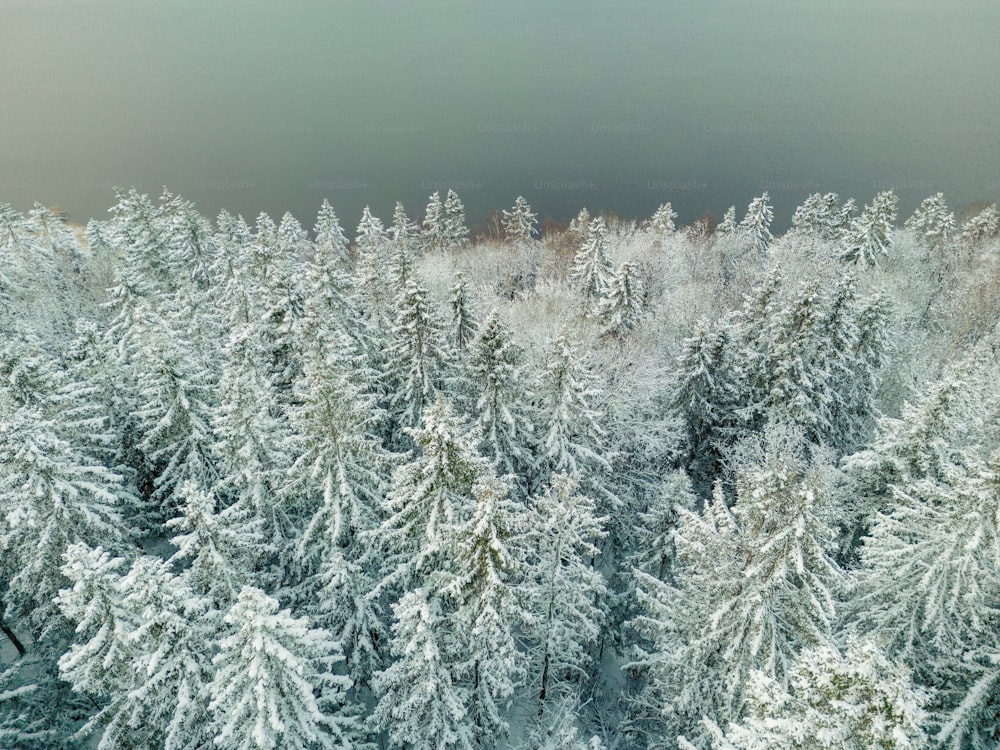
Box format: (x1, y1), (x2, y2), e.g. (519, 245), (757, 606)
(840, 347), (998, 540)
(632, 471), (697, 582)
(210, 211), (257, 330)
(56, 543), (135, 730)
(389, 201), (420, 292)
(724, 270), (890, 458)
(423, 191), (446, 253)
(449, 270), (479, 352)
(104, 188), (175, 299)
(502, 195), (539, 243)
(758, 279), (839, 441)
(354, 205), (390, 325)
(960, 203), (999, 245)
(789, 192), (855, 242)
(667, 320), (738, 489)
(440, 475), (532, 746)
(851, 452), (1000, 748)
(716, 206), (737, 236)
(132, 320), (218, 519)
(83, 556), (213, 750)
(649, 202), (678, 238)
(570, 216), (614, 304)
(371, 586), (474, 750)
(538, 332), (611, 492)
(443, 189), (469, 251)
(631, 427), (843, 743)
(250, 212), (308, 400)
(822, 283), (892, 455)
(699, 638), (928, 750)
(165, 481), (262, 609)
(211, 324), (291, 558)
(385, 277), (449, 433)
(279, 210), (312, 260)
(156, 190), (221, 330)
(523, 474), (608, 710)
(906, 192), (959, 284)
(300, 207), (365, 364)
(842, 189), (898, 265)
(313, 198), (351, 269)
(737, 192), (773, 255)
(372, 399), (491, 593)
(314, 544), (386, 692)
(285, 333), (389, 574)
(0, 662), (52, 748)
(0, 391), (126, 636)
(469, 309), (536, 486)
(905, 192), (956, 250)
(597, 260), (645, 339)
(568, 208), (592, 246)
(209, 586), (355, 750)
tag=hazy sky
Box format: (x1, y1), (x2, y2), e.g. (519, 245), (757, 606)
(2, 0), (999, 229)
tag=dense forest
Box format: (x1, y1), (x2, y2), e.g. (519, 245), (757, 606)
(1, 187), (999, 749)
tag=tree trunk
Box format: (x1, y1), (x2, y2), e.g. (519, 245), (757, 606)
(0, 603), (25, 657)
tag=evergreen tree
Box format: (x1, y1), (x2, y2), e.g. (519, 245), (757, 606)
(250, 212), (307, 400)
(354, 205), (390, 324)
(443, 189), (469, 251)
(313, 198), (351, 269)
(960, 203), (999, 245)
(133, 320), (217, 518)
(852, 453), (1000, 747)
(0, 663), (52, 748)
(371, 587), (474, 750)
(668, 320), (737, 488)
(373, 399), (490, 592)
(82, 556), (213, 750)
(649, 202), (678, 238)
(538, 333), (610, 487)
(570, 216), (614, 303)
(449, 270), (479, 352)
(502, 196), (538, 243)
(699, 638), (928, 750)
(315, 545), (386, 692)
(286, 336), (388, 569)
(597, 260), (644, 339)
(568, 208), (592, 249)
(300, 212), (363, 363)
(905, 192), (956, 250)
(737, 192), (773, 254)
(165, 481), (262, 608)
(524, 474), (608, 709)
(906, 192), (959, 284)
(842, 190), (898, 265)
(716, 206), (737, 236)
(423, 191), (446, 253)
(632, 471), (697, 582)
(0, 394), (126, 636)
(469, 309), (536, 485)
(789, 192), (855, 241)
(56, 544), (135, 722)
(211, 325), (291, 555)
(209, 586), (355, 750)
(389, 201), (420, 291)
(441, 475), (532, 746)
(386, 278), (448, 431)
(632, 428), (843, 743)
(156, 191), (221, 331)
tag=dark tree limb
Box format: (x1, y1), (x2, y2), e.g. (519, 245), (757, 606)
(0, 602), (25, 657)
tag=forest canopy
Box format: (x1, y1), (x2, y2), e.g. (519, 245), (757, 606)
(1, 188), (999, 748)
